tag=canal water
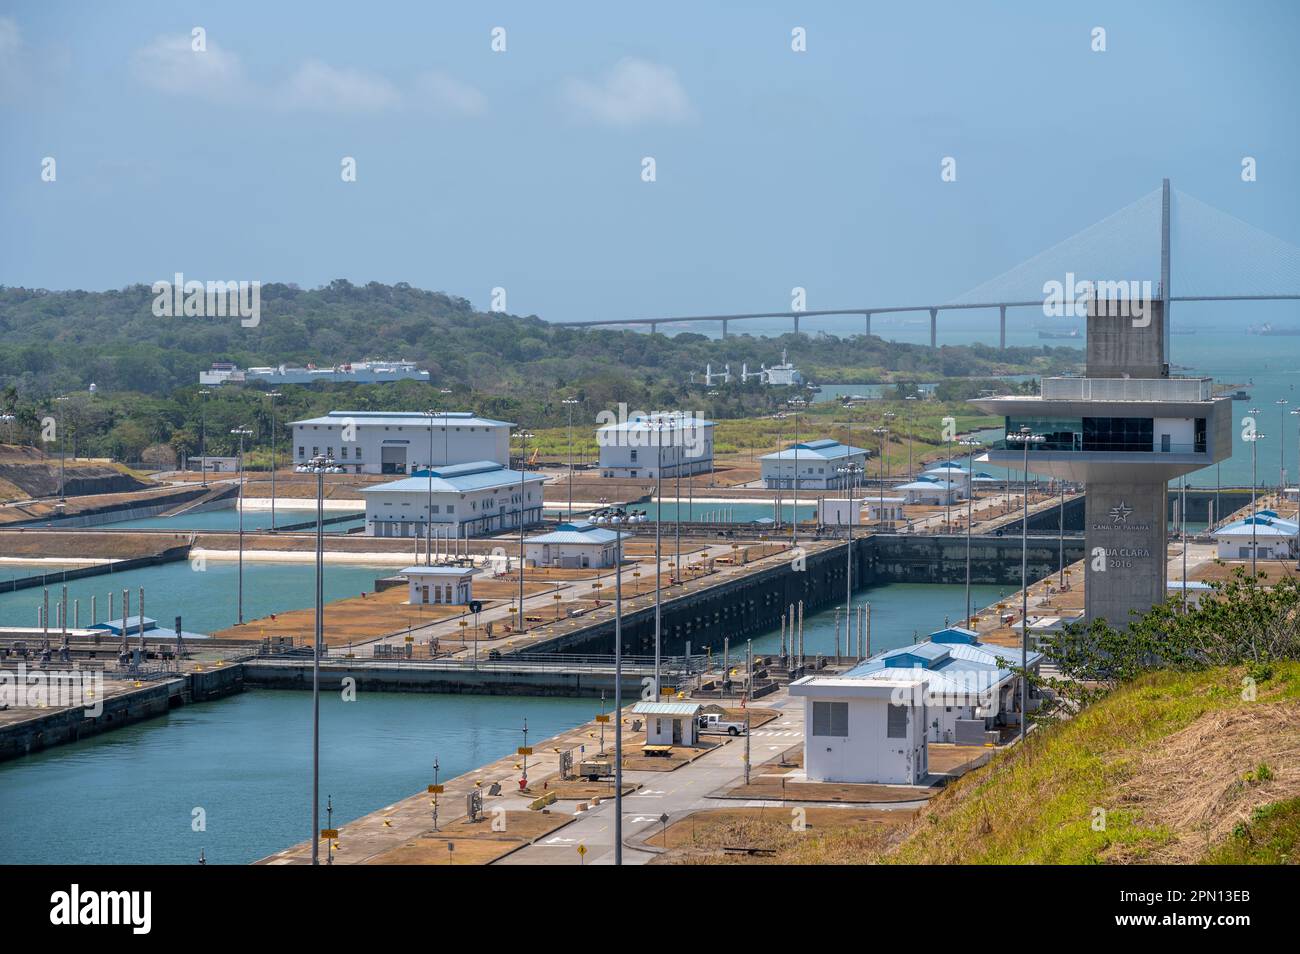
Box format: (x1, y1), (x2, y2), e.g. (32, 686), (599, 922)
(96, 510), (365, 532)
(0, 575), (1010, 864)
(0, 691), (597, 865)
(645, 500), (816, 524)
(0, 561), (391, 634)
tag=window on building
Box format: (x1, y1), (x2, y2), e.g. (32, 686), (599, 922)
(298, 446), (304, 457)
(447, 505), (454, 514)
(886, 704), (909, 738)
(312, 446), (319, 456)
(631, 450), (638, 462)
(811, 701), (848, 737)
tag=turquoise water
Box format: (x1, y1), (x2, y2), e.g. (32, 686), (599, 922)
(96, 510), (364, 533)
(0, 691), (596, 865)
(0, 561), (391, 634)
(745, 580), (1009, 659)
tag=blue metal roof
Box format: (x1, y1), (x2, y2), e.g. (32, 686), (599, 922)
(290, 410), (514, 428)
(760, 439), (868, 462)
(362, 461), (545, 494)
(527, 521), (626, 544)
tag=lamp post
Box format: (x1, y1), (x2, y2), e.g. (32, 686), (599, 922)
(872, 424), (890, 530)
(905, 393), (917, 478)
(958, 438), (982, 625)
(653, 417), (666, 696)
(425, 409), (438, 566)
(1246, 424), (1266, 580)
(1005, 426), (1044, 741)
(231, 427), (254, 624)
(562, 398), (579, 520)
(516, 429), (533, 627)
(789, 398), (806, 544)
(54, 395), (69, 502)
(267, 390), (281, 531)
(295, 453), (343, 865)
(836, 462), (863, 650)
(198, 388), (211, 488)
(1279, 399), (1290, 494)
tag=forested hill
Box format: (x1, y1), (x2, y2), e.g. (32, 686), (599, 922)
(0, 280), (1074, 398)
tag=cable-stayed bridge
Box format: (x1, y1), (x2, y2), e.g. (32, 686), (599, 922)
(555, 180), (1300, 348)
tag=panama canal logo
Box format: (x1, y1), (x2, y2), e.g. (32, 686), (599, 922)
(1108, 501), (1133, 524)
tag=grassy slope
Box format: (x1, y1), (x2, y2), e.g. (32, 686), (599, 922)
(778, 663), (1300, 865)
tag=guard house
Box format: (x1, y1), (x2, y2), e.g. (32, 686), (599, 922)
(866, 497), (907, 524)
(361, 461), (546, 538)
(1213, 513), (1299, 561)
(403, 565), (478, 605)
(633, 701), (702, 747)
(291, 411), (513, 475)
(893, 478), (961, 506)
(921, 464), (971, 496)
(818, 497), (865, 527)
(524, 520), (626, 569)
(973, 296), (1232, 625)
(760, 439), (869, 489)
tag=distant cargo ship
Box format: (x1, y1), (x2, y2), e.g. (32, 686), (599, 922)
(1037, 328), (1080, 340)
(200, 359), (430, 386)
(1249, 323), (1300, 336)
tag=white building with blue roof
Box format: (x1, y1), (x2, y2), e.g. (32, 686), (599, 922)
(1213, 512), (1299, 561)
(524, 520), (628, 569)
(892, 477), (962, 505)
(596, 411), (715, 479)
(291, 410), (513, 475)
(759, 438), (869, 489)
(790, 627), (1041, 784)
(361, 460), (545, 538)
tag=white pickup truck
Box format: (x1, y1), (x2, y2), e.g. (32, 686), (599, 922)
(697, 712), (747, 736)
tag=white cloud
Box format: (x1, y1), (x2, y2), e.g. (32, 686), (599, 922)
(132, 34), (250, 103)
(413, 70), (487, 118)
(279, 59), (402, 113)
(562, 57), (695, 126)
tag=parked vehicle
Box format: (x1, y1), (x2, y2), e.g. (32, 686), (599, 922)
(697, 712), (747, 736)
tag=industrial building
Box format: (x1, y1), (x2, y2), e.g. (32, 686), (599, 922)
(361, 461), (545, 538)
(597, 412), (715, 479)
(759, 439), (869, 489)
(892, 478), (961, 506)
(790, 627), (1043, 784)
(201, 359), (429, 386)
(973, 298), (1232, 625)
(291, 411), (512, 475)
(524, 520), (627, 569)
(402, 565), (478, 606)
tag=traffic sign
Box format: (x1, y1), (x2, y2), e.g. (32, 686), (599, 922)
(517, 746), (533, 756)
(320, 829), (339, 839)
(428, 784), (445, 794)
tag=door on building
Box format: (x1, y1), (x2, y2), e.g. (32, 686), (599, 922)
(381, 446), (407, 474)
(672, 718), (683, 745)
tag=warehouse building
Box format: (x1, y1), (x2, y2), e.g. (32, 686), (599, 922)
(760, 439), (869, 490)
(597, 412), (714, 479)
(291, 411), (512, 475)
(361, 460), (545, 538)
(524, 520), (626, 569)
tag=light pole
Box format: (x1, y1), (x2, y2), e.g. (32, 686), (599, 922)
(198, 388), (211, 489)
(958, 438), (982, 624)
(516, 429), (533, 628)
(267, 390), (281, 530)
(905, 393), (917, 478)
(54, 395), (69, 502)
(231, 426), (254, 624)
(789, 398), (806, 544)
(1278, 399), (1290, 494)
(872, 423), (890, 530)
(296, 453), (343, 865)
(836, 462), (863, 650)
(1005, 426), (1044, 741)
(653, 418), (666, 696)
(562, 398), (579, 520)
(426, 409), (438, 566)
(1247, 425), (1266, 580)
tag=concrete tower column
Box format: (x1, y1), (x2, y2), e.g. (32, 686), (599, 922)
(929, 308), (938, 348)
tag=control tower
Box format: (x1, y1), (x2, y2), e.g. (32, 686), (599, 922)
(972, 299), (1232, 625)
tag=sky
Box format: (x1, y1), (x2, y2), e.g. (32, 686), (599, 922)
(2, 0), (1298, 331)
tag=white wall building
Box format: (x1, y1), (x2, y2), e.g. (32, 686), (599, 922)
(760, 439), (869, 490)
(818, 497), (866, 527)
(362, 461), (546, 538)
(291, 411), (513, 475)
(633, 701), (701, 747)
(524, 521), (626, 569)
(1213, 512), (1299, 561)
(403, 565), (478, 605)
(791, 628), (1043, 783)
(597, 412), (714, 479)
(893, 478), (962, 506)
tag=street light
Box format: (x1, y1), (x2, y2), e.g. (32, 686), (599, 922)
(295, 453), (344, 865)
(958, 438), (982, 625)
(1005, 426), (1044, 742)
(267, 390), (282, 530)
(835, 461), (864, 653)
(562, 398), (580, 520)
(653, 417), (668, 696)
(54, 395), (69, 502)
(198, 388), (211, 488)
(1245, 422), (1266, 581)
(425, 409), (439, 566)
(871, 423), (890, 531)
(788, 397), (807, 544)
(230, 426), (254, 625)
(1278, 399), (1290, 493)
(515, 429), (533, 627)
